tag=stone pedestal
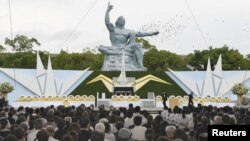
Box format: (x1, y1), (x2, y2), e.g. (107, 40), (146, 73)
(101, 54), (146, 71)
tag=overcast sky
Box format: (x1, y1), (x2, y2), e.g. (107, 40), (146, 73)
(0, 0), (250, 55)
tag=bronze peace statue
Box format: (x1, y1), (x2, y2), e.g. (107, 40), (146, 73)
(98, 2), (159, 71)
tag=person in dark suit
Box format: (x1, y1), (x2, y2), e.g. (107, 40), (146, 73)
(0, 96), (6, 107)
(0, 98), (3, 107)
(162, 92), (168, 108)
(188, 92), (194, 106)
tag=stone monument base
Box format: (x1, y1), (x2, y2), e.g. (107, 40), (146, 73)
(101, 54), (147, 71)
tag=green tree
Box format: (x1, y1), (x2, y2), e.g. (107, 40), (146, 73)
(52, 50), (104, 70)
(187, 45), (249, 70)
(0, 44), (5, 53)
(5, 35), (40, 52)
(246, 54), (250, 60)
(135, 38), (187, 71)
(144, 48), (186, 71)
(136, 38), (156, 50)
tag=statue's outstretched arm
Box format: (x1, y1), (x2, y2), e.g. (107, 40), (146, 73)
(136, 31), (159, 37)
(105, 2), (114, 31)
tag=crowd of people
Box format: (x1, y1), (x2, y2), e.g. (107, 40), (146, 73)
(0, 103), (250, 141)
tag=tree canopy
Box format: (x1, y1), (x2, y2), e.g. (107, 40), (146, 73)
(0, 35), (249, 71)
(187, 45), (250, 70)
(0, 44), (5, 53)
(136, 38), (156, 50)
(4, 35), (40, 52)
(143, 48), (186, 71)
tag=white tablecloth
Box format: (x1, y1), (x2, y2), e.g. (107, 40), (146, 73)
(10, 101), (235, 108)
(10, 101), (95, 108)
(213, 103), (235, 107)
(111, 101), (142, 107)
(156, 101), (169, 107)
(156, 101), (235, 108)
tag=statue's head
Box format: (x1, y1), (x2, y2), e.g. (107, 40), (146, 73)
(115, 16), (125, 27)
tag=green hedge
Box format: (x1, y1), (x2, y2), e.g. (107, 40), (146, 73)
(70, 71), (187, 98)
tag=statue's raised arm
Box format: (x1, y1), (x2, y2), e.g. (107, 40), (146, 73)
(105, 2), (114, 31)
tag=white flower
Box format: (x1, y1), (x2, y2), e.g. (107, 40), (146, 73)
(0, 82), (14, 94)
(232, 83), (248, 95)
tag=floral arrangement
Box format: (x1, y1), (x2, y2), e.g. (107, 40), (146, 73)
(0, 82), (14, 94)
(232, 83), (248, 95)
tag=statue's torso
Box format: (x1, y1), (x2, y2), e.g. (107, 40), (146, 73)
(110, 28), (130, 47)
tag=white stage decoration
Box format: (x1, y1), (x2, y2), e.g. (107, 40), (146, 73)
(12, 95), (95, 108)
(167, 54), (250, 99)
(0, 52), (92, 104)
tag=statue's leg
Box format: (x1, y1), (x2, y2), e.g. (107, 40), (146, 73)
(135, 45), (143, 67)
(128, 34), (147, 70)
(98, 46), (122, 55)
(129, 43), (145, 68)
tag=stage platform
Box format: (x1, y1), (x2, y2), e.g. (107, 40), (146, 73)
(10, 100), (235, 108)
(10, 95), (235, 108)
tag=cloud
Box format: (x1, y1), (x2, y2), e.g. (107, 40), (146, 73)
(0, 0), (250, 55)
(50, 30), (82, 41)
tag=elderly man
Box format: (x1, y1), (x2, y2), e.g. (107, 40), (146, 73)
(118, 128), (133, 141)
(165, 126), (176, 141)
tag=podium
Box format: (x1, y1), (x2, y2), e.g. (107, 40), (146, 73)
(114, 87), (134, 96)
(112, 76), (135, 96)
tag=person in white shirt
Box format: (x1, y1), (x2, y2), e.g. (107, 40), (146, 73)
(161, 107), (169, 120)
(27, 119), (43, 141)
(168, 111), (175, 124)
(124, 110), (134, 128)
(104, 122), (116, 141)
(132, 106), (147, 125)
(177, 110), (190, 127)
(172, 113), (180, 125)
(131, 116), (147, 141)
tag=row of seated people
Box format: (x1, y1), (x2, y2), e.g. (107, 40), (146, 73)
(0, 103), (250, 141)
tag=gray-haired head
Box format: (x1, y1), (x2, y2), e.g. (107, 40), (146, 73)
(95, 122), (105, 133)
(118, 128), (131, 140)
